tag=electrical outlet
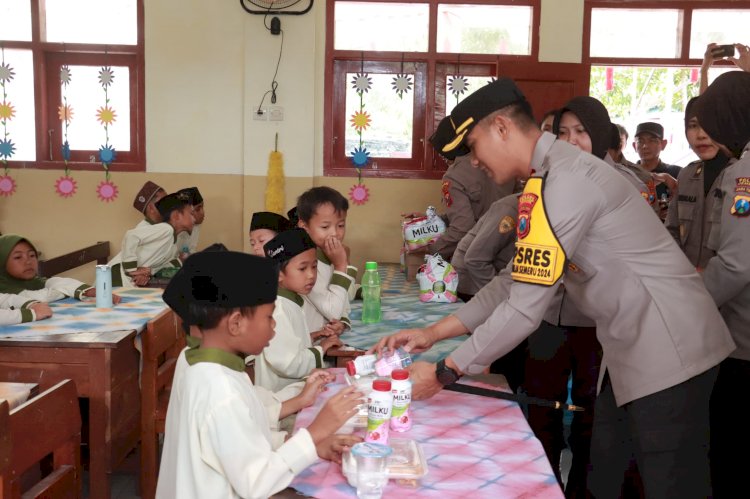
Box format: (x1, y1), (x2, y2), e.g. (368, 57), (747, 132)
(253, 108), (267, 121)
(268, 106), (284, 122)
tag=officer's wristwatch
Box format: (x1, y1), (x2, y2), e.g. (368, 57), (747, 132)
(435, 358), (460, 386)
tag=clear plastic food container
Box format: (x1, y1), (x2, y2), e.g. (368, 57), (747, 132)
(342, 438), (428, 488)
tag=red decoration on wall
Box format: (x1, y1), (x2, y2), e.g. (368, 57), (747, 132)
(690, 68), (699, 83)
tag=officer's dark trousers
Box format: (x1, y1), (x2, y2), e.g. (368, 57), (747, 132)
(523, 321), (601, 497)
(588, 367), (717, 499)
(710, 357), (750, 498)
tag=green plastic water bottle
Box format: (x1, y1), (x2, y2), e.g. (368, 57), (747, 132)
(361, 261), (382, 324)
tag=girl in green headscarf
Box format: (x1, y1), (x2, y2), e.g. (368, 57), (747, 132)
(0, 234), (99, 302)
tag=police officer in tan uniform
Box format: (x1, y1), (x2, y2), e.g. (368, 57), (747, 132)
(373, 78), (734, 498)
(427, 118), (514, 261)
(695, 70), (750, 499)
(665, 97), (730, 270)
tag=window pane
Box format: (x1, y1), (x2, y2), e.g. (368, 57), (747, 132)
(589, 66), (699, 166)
(61, 66), (131, 151)
(437, 4), (532, 55)
(45, 0), (137, 45)
(1, 49), (36, 161)
(689, 10), (750, 59)
(590, 9), (680, 58)
(345, 72), (414, 159)
(334, 2), (429, 52)
(0, 0), (32, 42)
(445, 76), (496, 116)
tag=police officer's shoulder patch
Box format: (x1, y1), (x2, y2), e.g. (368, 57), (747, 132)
(441, 180), (453, 207)
(731, 177), (750, 216)
(499, 216), (516, 234)
(731, 195), (750, 217)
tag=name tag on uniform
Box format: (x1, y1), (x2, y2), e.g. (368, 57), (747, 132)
(511, 177), (566, 286)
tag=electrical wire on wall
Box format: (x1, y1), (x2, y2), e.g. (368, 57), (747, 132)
(256, 6), (284, 114)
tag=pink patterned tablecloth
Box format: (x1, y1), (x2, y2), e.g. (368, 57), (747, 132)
(291, 371), (563, 498)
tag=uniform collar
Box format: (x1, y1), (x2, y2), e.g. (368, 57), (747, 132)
(603, 152), (617, 167)
(530, 132), (557, 175)
(316, 247), (331, 265)
(278, 287), (304, 307)
(185, 347), (245, 372)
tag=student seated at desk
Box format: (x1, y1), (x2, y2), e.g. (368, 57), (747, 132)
(133, 180), (167, 227)
(296, 187), (357, 334)
(0, 234), (119, 304)
(155, 250), (362, 499)
(249, 211), (290, 257)
(0, 293), (52, 324)
(175, 186), (204, 260)
(255, 229), (343, 392)
(109, 193), (194, 287)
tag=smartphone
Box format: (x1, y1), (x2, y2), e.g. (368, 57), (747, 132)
(711, 44), (736, 59)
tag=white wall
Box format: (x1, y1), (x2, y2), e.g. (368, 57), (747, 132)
(145, 0), (585, 177)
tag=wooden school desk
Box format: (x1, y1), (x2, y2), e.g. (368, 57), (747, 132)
(0, 287), (168, 499)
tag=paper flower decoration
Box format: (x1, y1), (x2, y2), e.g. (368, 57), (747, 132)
(351, 146), (370, 168)
(487, 77), (497, 85)
(0, 102), (15, 120)
(58, 104), (74, 123)
(391, 74), (413, 98)
(60, 65), (72, 86)
(0, 138), (15, 159)
(448, 75), (469, 97)
(98, 66), (115, 88)
(96, 180), (118, 202)
(0, 175), (16, 197)
(61, 141), (71, 161)
(351, 73), (372, 94)
(0, 62), (14, 83)
(96, 106), (116, 125)
(99, 144), (117, 165)
(349, 183), (370, 206)
(55, 175), (77, 198)
(350, 111), (371, 133)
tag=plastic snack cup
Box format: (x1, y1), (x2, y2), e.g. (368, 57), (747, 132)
(350, 442), (392, 499)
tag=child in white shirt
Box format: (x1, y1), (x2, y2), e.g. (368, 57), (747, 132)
(156, 251), (362, 499)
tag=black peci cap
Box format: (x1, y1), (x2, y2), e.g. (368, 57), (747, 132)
(264, 228), (316, 264)
(250, 211), (290, 234)
(163, 251), (279, 315)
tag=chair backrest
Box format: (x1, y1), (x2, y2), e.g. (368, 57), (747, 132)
(140, 308), (185, 499)
(37, 241), (110, 278)
(0, 401), (9, 478)
(0, 380), (81, 499)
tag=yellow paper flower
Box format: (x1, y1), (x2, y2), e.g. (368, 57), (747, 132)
(0, 102), (15, 120)
(350, 110), (371, 132)
(96, 106), (117, 125)
(58, 104), (74, 123)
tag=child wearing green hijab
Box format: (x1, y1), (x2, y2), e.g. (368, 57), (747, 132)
(0, 293), (53, 324)
(0, 234), (119, 304)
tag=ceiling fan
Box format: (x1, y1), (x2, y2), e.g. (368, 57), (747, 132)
(239, 0), (314, 16)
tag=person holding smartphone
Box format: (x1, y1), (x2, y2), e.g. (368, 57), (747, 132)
(700, 42), (750, 94)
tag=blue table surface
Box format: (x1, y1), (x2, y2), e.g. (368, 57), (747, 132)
(341, 264), (467, 363)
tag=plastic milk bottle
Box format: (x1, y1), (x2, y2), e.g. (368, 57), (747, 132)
(365, 380), (392, 444)
(390, 369), (412, 432)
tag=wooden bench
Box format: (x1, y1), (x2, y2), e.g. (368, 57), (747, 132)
(37, 241), (110, 278)
(0, 379), (82, 499)
(140, 309), (185, 499)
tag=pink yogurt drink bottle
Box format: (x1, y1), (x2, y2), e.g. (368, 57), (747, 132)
(365, 380), (393, 444)
(374, 348), (412, 377)
(390, 369), (412, 432)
